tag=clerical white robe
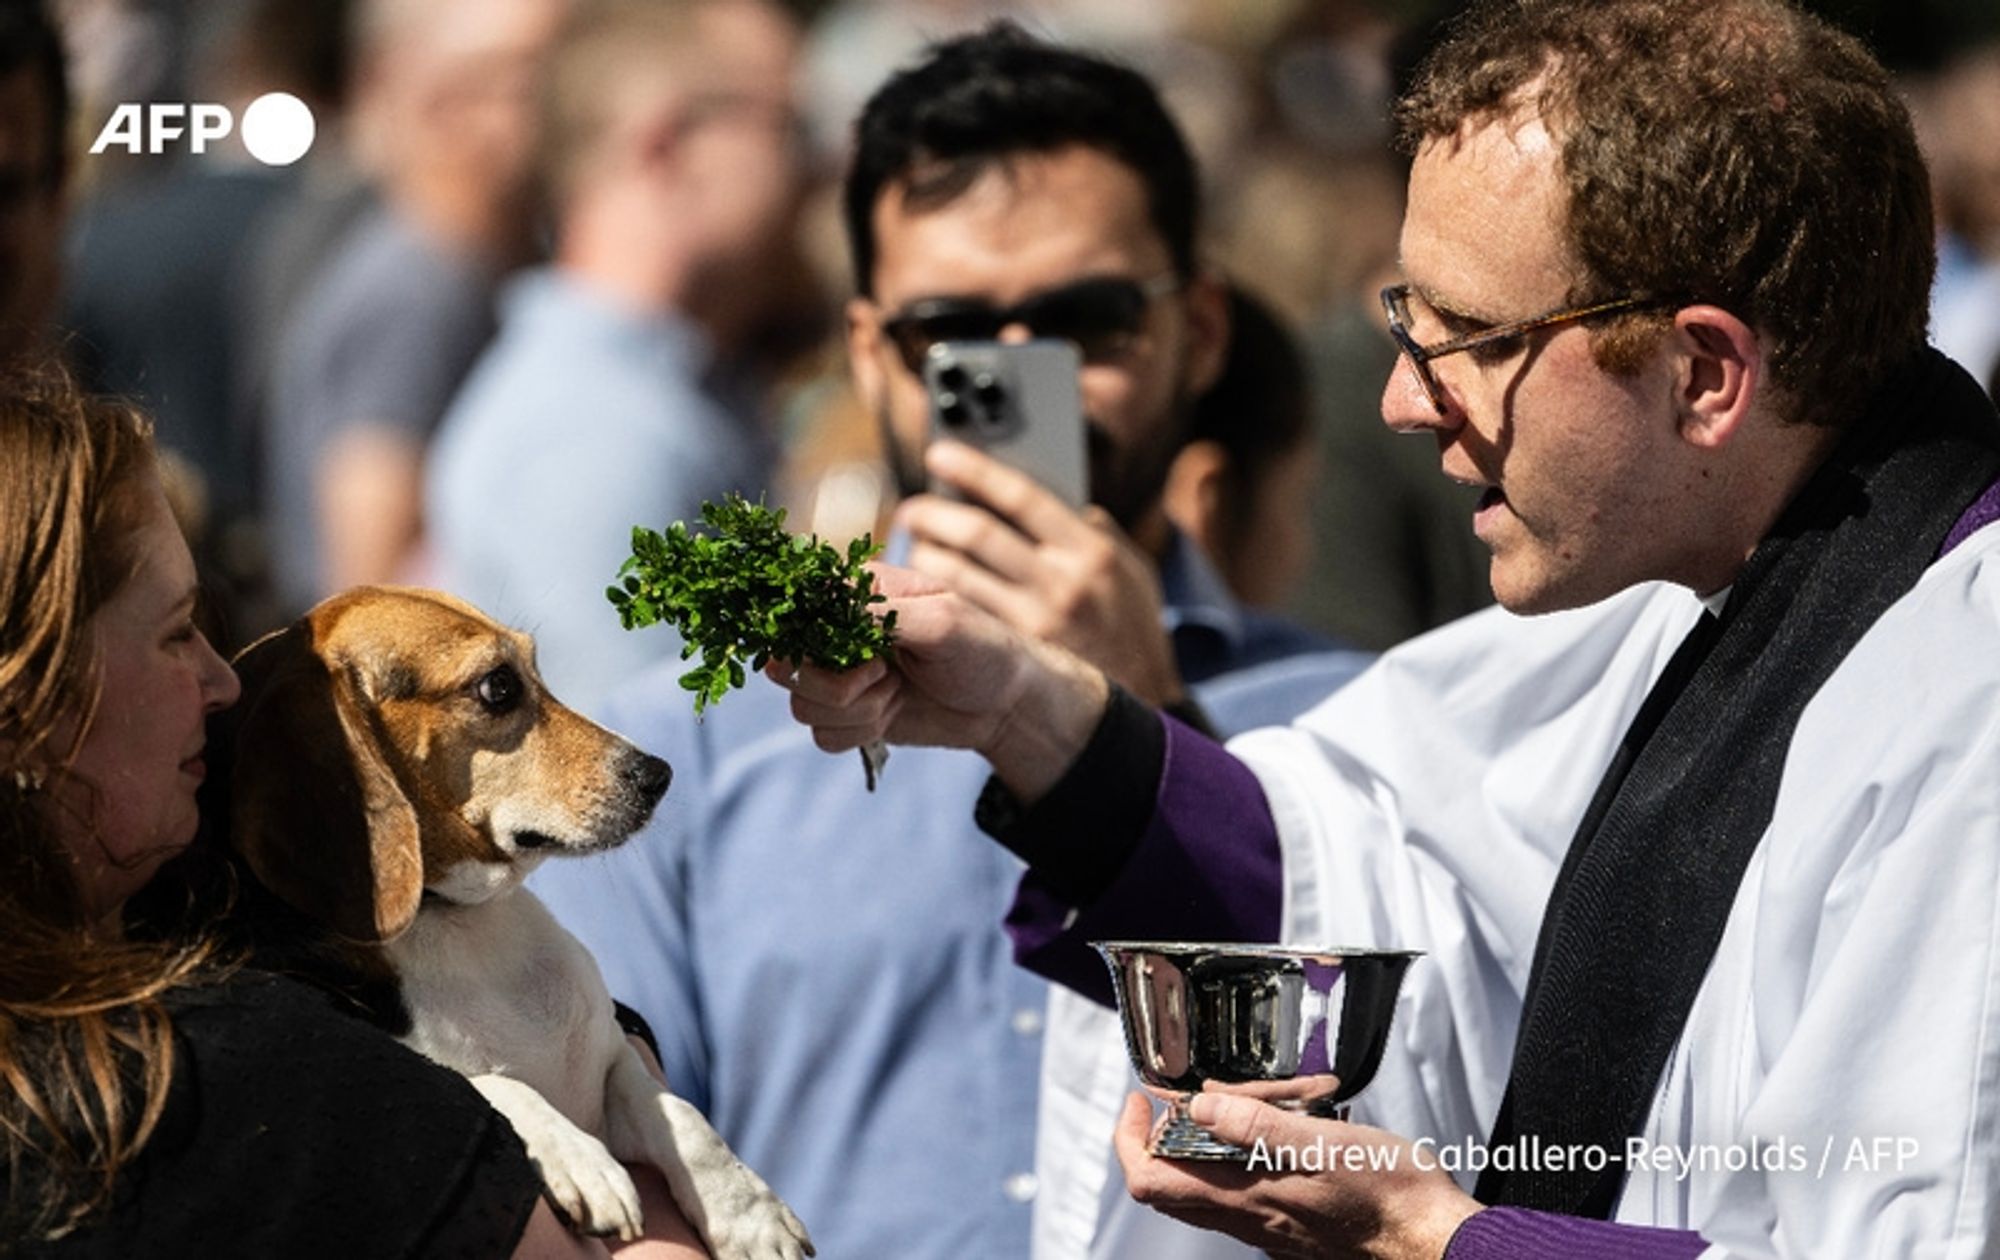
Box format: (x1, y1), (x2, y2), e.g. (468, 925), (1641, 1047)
(1035, 520), (2000, 1259)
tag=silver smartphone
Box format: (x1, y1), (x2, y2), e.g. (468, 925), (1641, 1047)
(922, 340), (1088, 509)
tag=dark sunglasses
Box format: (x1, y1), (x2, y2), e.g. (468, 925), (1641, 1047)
(879, 273), (1182, 374)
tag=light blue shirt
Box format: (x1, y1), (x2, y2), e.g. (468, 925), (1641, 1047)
(531, 538), (1369, 1258)
(427, 268), (772, 715)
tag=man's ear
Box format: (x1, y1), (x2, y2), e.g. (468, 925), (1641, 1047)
(1163, 439), (1229, 555)
(1672, 305), (1763, 450)
(846, 296), (891, 417)
(1182, 270), (1231, 397)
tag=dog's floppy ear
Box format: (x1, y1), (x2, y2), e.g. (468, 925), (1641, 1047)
(222, 620), (425, 942)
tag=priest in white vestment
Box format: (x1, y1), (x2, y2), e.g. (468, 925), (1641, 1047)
(779, 0), (2000, 1255)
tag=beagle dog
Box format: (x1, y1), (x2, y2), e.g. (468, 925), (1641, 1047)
(212, 587), (811, 1258)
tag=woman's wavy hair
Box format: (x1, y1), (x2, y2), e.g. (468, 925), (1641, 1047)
(0, 361), (216, 1244)
(1398, 0), (1934, 428)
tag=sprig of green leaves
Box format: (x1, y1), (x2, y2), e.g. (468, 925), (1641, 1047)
(608, 494), (897, 716)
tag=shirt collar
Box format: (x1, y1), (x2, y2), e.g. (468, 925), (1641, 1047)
(1157, 528), (1245, 649)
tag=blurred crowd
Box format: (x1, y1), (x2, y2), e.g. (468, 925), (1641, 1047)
(23, 0), (2000, 662)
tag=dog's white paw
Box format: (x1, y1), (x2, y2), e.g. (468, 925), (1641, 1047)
(685, 1160), (815, 1260)
(602, 1046), (815, 1258)
(472, 1073), (644, 1242)
(527, 1119), (646, 1242)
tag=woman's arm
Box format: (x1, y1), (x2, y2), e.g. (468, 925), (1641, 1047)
(512, 1036), (715, 1259)
(512, 1173), (712, 1260)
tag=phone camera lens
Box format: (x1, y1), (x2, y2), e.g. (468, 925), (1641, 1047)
(937, 364), (969, 391)
(939, 394), (970, 427)
(972, 373), (1004, 406)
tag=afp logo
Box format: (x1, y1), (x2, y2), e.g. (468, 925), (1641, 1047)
(89, 91), (315, 166)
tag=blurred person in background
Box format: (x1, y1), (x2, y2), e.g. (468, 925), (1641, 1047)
(1162, 282), (1319, 611)
(229, 0), (378, 616)
(64, 0), (352, 648)
(1921, 40), (2000, 398)
(529, 26), (1370, 1258)
(0, 0), (67, 363)
(262, 0), (567, 618)
(1208, 13), (1494, 651)
(427, 0), (804, 714)
(0, 0), (266, 656)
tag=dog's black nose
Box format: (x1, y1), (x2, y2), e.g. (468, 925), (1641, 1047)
(623, 751), (672, 805)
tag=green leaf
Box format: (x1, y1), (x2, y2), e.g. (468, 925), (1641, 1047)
(610, 492), (896, 716)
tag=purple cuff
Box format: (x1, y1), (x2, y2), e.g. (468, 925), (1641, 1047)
(1940, 474), (2000, 557)
(1006, 714), (1284, 1004)
(1445, 1208), (1707, 1260)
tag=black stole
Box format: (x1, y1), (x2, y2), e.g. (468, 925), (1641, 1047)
(1478, 348), (2000, 1214)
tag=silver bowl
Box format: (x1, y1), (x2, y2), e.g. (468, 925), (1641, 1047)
(1093, 941), (1422, 1160)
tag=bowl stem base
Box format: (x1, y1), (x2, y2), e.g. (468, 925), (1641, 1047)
(1147, 1095), (1352, 1162)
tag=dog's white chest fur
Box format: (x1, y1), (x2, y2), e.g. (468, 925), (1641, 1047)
(386, 886), (620, 1131)
(384, 886), (811, 1255)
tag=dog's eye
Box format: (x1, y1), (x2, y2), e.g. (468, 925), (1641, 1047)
(475, 666), (524, 714)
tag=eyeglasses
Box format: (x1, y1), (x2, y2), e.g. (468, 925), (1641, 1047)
(1380, 282), (1668, 415)
(878, 273), (1183, 375)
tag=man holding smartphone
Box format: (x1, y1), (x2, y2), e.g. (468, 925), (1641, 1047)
(840, 30), (1322, 722)
(531, 25), (1365, 1259)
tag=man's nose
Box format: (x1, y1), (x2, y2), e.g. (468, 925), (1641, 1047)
(1381, 353), (1457, 436)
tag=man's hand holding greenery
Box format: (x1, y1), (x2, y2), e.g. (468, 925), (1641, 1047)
(609, 494), (897, 785)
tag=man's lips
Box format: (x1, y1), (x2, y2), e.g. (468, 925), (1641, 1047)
(180, 753), (206, 781)
(1445, 464), (1506, 533)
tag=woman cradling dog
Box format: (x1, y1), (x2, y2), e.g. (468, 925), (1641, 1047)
(0, 362), (704, 1257)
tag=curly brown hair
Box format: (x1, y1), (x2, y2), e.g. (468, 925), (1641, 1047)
(1398, 0), (1933, 428)
(0, 361), (217, 1245)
